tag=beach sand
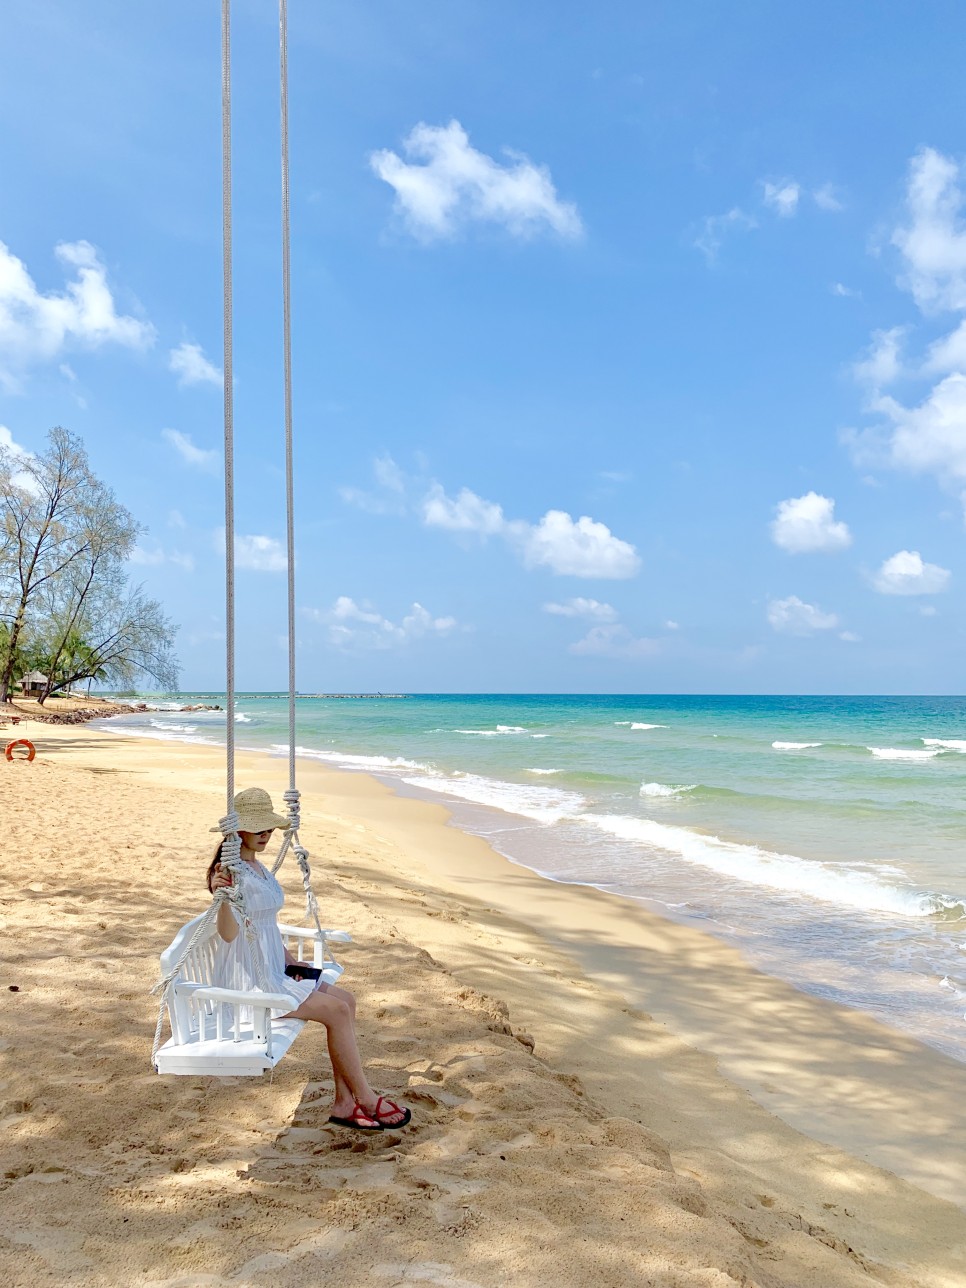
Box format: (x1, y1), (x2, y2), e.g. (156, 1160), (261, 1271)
(2, 719), (965, 1287)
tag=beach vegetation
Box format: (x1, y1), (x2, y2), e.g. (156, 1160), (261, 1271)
(0, 426), (179, 702)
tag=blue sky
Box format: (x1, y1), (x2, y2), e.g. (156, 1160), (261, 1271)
(3, 1), (966, 693)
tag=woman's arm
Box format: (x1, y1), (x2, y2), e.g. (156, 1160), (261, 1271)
(209, 864), (240, 942)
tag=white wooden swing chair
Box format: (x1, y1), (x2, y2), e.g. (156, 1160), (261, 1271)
(151, 0), (349, 1078)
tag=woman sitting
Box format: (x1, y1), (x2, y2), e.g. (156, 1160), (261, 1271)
(208, 786), (411, 1133)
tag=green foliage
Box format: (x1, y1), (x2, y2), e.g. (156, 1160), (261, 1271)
(0, 426), (180, 702)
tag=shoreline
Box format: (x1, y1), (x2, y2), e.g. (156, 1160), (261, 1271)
(73, 717), (966, 1205)
(2, 721), (965, 1286)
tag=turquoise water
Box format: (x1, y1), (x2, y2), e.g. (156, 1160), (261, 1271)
(102, 694), (966, 1060)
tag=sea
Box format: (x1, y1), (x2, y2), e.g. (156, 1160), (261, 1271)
(97, 693), (966, 1063)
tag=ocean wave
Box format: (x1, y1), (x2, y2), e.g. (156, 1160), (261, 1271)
(454, 725), (531, 736)
(922, 738), (966, 752)
(640, 782), (696, 798)
(615, 721), (668, 730)
(102, 724), (221, 748)
(772, 741), (823, 750)
(270, 744), (430, 772)
(580, 812), (965, 918)
(869, 747), (941, 761)
(149, 719), (197, 733)
(399, 771), (587, 825)
(525, 768), (560, 775)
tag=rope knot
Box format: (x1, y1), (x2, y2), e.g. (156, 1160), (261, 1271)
(218, 810), (241, 837)
(283, 788), (301, 832)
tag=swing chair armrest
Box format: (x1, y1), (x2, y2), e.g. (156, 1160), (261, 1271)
(189, 985), (299, 1012)
(277, 923), (352, 945)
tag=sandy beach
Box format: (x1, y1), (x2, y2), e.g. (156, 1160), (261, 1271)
(2, 716), (965, 1288)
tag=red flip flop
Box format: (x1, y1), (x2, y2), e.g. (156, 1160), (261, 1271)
(370, 1095), (412, 1129)
(328, 1102), (383, 1131)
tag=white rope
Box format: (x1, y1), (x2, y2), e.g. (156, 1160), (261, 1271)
(273, 0), (323, 947)
(279, 0), (297, 796)
(222, 0), (237, 812)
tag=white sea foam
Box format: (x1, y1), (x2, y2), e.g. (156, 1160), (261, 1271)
(103, 723), (220, 747)
(772, 741), (822, 750)
(869, 746), (941, 761)
(631, 722), (667, 730)
(579, 812), (962, 918)
(270, 744), (430, 772)
(149, 719), (198, 733)
(234, 712), (251, 723)
(454, 725), (530, 736)
(922, 738), (966, 752)
(399, 771), (587, 825)
(525, 768), (560, 775)
(640, 782), (695, 798)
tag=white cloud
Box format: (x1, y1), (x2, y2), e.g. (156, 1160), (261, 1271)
(771, 492), (852, 554)
(922, 319), (966, 375)
(0, 424), (40, 494)
(373, 453), (406, 492)
(168, 509), (186, 529)
(162, 428), (218, 473)
(214, 529), (286, 572)
(317, 596), (457, 650)
(872, 549), (950, 595)
(422, 483), (640, 579)
(370, 119), (583, 242)
(767, 596), (839, 635)
(129, 544), (165, 566)
(853, 327), (904, 387)
(569, 624), (659, 659)
(664, 619), (680, 631)
(839, 631), (861, 643)
(872, 373), (966, 485)
(831, 282), (859, 298)
(543, 598), (617, 620)
(921, 604), (938, 616)
(234, 534), (287, 572)
(169, 341), (222, 388)
(892, 147), (966, 313)
(522, 510), (639, 578)
(340, 453), (410, 515)
(129, 543), (195, 572)
(814, 184), (844, 212)
(762, 179), (801, 217)
(422, 483), (506, 534)
(0, 239), (154, 390)
(693, 208), (756, 263)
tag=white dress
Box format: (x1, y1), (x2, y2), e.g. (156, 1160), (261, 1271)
(214, 860), (319, 1016)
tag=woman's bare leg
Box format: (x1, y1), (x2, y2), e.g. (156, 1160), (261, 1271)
(314, 984), (355, 1108)
(283, 986), (410, 1127)
(284, 991), (375, 1114)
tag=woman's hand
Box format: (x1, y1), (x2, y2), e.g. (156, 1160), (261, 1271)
(209, 862), (234, 895)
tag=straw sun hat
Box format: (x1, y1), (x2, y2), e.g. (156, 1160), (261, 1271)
(210, 786), (290, 833)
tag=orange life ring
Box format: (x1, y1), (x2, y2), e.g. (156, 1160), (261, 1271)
(5, 739), (35, 762)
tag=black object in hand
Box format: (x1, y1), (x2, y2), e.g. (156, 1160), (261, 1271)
(285, 963), (322, 982)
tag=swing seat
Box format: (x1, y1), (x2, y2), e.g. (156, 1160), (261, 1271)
(154, 912), (351, 1076)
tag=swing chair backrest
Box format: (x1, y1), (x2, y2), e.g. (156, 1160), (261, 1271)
(154, 912), (350, 1077)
